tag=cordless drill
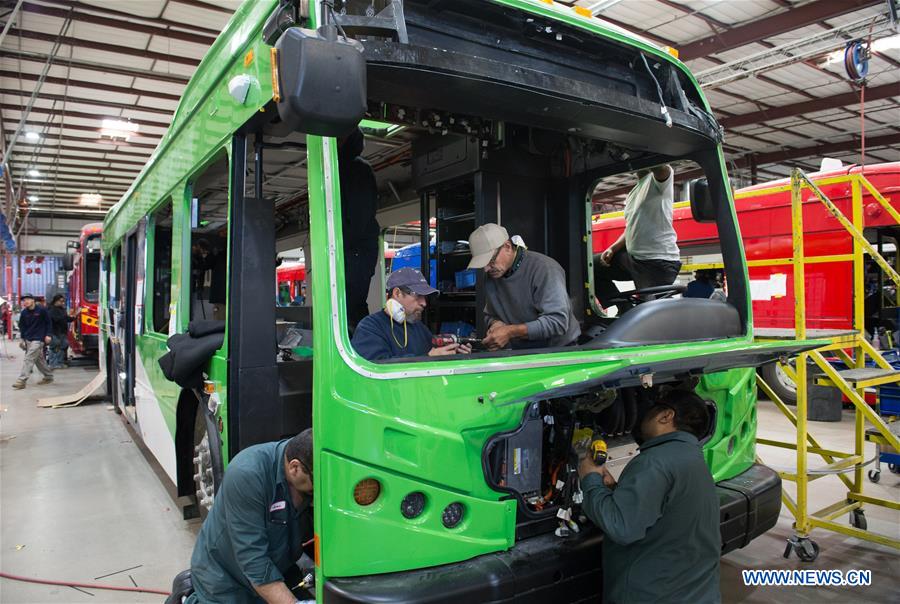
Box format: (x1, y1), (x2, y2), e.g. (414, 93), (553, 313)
(572, 429), (608, 466)
(589, 436), (608, 466)
(432, 334), (482, 348)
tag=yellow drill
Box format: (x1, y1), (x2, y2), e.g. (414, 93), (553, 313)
(589, 436), (608, 466)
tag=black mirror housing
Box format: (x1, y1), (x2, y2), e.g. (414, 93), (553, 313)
(690, 178), (716, 223)
(274, 26), (367, 137)
(63, 253), (74, 271)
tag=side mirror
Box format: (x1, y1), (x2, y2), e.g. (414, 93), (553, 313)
(274, 26), (367, 137)
(63, 253), (74, 271)
(690, 178), (716, 223)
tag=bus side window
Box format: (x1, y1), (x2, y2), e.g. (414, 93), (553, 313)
(151, 201), (174, 333)
(188, 153), (229, 323)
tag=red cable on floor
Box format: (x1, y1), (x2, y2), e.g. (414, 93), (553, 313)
(0, 571), (170, 596)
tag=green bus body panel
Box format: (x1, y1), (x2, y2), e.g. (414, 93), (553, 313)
(95, 0), (784, 587)
(696, 367), (757, 481)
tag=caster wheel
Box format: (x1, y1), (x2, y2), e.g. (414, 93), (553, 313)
(850, 509), (867, 531)
(889, 463), (900, 475)
(797, 539), (820, 562)
(868, 469), (881, 483)
(784, 537), (820, 562)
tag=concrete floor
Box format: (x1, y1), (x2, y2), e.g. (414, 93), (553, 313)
(1, 344), (197, 602)
(1, 342), (898, 602)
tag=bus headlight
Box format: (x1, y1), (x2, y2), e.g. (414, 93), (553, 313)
(442, 502), (464, 528)
(400, 492), (426, 519)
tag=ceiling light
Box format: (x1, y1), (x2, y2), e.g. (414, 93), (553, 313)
(27, 195), (39, 203)
(873, 34), (900, 53)
(27, 169), (41, 178)
(79, 193), (103, 206)
(25, 131), (40, 142)
(100, 119), (140, 141)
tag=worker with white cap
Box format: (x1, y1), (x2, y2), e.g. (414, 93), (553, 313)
(468, 223), (580, 350)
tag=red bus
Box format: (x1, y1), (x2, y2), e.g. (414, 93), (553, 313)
(592, 163), (900, 333)
(592, 163), (900, 401)
(276, 261), (307, 305)
(64, 223), (103, 357)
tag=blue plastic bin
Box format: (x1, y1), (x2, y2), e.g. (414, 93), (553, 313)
(455, 269), (476, 290)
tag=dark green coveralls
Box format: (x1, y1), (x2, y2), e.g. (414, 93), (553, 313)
(581, 431), (721, 604)
(189, 440), (313, 603)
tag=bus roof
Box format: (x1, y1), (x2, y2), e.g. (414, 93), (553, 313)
(103, 0), (705, 245)
(738, 162), (900, 193)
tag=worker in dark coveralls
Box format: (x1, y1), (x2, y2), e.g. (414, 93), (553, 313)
(187, 429), (314, 603)
(352, 267), (470, 361)
(339, 127), (380, 330)
(578, 390), (721, 604)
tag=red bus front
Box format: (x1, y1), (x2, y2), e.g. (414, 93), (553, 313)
(67, 223), (103, 357)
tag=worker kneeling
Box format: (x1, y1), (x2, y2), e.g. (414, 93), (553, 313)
(352, 267), (471, 361)
(184, 429), (314, 603)
(578, 390), (721, 604)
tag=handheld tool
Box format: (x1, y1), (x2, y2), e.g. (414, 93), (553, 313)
(589, 436), (608, 466)
(432, 334), (482, 348)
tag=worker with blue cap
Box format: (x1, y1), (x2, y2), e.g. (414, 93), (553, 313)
(351, 267), (471, 361)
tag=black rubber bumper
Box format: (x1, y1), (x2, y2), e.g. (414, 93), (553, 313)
(717, 463), (782, 555)
(324, 463), (781, 603)
(324, 530), (603, 604)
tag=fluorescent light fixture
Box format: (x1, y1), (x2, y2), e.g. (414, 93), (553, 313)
(27, 169), (41, 177)
(873, 34), (900, 52)
(27, 195), (39, 202)
(25, 131), (40, 141)
(79, 193), (103, 206)
(100, 119), (140, 140)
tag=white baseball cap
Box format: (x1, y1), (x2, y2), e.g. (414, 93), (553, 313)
(467, 223), (509, 269)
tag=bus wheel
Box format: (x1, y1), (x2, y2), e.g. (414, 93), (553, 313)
(193, 409), (217, 521)
(760, 362), (797, 405)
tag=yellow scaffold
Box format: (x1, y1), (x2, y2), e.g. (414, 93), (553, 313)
(750, 169), (900, 560)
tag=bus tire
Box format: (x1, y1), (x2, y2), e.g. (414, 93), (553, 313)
(192, 405), (223, 522)
(760, 362), (797, 405)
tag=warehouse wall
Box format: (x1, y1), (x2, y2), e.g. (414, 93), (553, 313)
(14, 216), (103, 254)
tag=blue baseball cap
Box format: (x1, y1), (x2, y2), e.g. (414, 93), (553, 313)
(386, 267), (438, 296)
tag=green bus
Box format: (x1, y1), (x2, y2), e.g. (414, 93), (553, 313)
(99, 1), (808, 600)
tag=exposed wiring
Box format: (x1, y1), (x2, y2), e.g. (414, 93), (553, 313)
(0, 571), (170, 596)
(639, 54), (673, 128)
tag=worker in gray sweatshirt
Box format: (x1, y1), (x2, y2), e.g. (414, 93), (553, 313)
(468, 223), (580, 350)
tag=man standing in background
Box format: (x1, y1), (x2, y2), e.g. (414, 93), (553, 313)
(47, 294), (75, 368)
(12, 293), (54, 389)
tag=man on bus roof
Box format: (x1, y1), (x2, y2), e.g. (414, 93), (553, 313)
(351, 267), (471, 361)
(185, 429), (314, 603)
(594, 164), (681, 313)
(467, 223), (580, 351)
